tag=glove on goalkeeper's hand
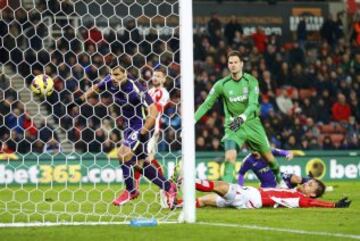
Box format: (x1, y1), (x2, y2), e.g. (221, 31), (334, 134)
(229, 116), (245, 132)
(335, 197), (351, 208)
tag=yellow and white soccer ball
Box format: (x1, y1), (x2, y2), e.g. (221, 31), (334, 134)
(30, 74), (54, 96)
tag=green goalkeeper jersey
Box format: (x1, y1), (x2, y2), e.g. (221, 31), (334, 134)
(195, 73), (260, 128)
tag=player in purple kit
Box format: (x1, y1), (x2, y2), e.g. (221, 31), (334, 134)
(76, 60), (177, 208)
(238, 148), (309, 188)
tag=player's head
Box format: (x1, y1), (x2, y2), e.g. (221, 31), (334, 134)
(297, 179), (326, 198)
(152, 67), (167, 87)
(227, 51), (244, 75)
(109, 59), (127, 85)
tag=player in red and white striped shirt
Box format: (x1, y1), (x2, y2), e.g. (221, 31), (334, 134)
(134, 67), (170, 207)
(146, 67), (170, 161)
(193, 179), (351, 209)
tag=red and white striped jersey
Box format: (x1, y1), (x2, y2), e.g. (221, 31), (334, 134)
(148, 87), (169, 131)
(148, 87), (169, 113)
(259, 188), (335, 208)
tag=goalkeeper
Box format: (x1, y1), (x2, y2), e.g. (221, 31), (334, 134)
(195, 50), (281, 183)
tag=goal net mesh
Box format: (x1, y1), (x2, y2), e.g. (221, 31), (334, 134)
(0, 0), (181, 225)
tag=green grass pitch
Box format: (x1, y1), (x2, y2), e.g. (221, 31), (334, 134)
(1, 181), (359, 241)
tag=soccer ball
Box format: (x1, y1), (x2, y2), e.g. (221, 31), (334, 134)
(30, 74), (54, 96)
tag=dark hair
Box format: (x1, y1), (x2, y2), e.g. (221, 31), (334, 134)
(109, 59), (126, 73)
(227, 50), (243, 62)
(313, 179), (326, 198)
(154, 66), (167, 76)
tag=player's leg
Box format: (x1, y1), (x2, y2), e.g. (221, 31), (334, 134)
(223, 140), (237, 183)
(260, 151), (281, 183)
(197, 194), (226, 208)
(195, 179), (237, 200)
(135, 136), (177, 209)
(134, 132), (163, 190)
(222, 129), (247, 183)
(113, 144), (139, 206)
(246, 118), (282, 183)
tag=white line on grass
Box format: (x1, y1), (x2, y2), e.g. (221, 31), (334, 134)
(197, 222), (360, 240)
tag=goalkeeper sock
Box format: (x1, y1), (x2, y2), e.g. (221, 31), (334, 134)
(268, 161), (281, 183)
(223, 162), (235, 183)
(121, 163), (136, 194)
(195, 179), (214, 192)
(143, 161), (171, 191)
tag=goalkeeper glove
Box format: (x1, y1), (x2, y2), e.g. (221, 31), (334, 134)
(335, 197), (351, 208)
(229, 116), (245, 132)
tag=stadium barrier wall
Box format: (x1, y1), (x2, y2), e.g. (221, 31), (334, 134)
(0, 151), (359, 185)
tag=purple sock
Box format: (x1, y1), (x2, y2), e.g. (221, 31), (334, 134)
(143, 162), (171, 191)
(238, 174), (245, 186)
(121, 162), (136, 194)
(272, 148), (289, 157)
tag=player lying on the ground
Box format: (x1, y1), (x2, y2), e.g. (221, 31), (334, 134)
(75, 60), (177, 208)
(238, 148), (308, 188)
(192, 179), (351, 209)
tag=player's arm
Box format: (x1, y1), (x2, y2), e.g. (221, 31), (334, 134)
(135, 81), (158, 135)
(75, 75), (109, 104)
(78, 84), (100, 103)
(195, 81), (222, 122)
(140, 103), (159, 135)
(299, 196), (351, 208)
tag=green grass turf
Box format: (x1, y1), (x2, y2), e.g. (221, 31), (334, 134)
(0, 181), (360, 241)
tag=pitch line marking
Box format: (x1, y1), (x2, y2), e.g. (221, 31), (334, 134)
(197, 222), (360, 240)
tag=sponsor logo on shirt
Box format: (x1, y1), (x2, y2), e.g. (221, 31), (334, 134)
(229, 95), (248, 102)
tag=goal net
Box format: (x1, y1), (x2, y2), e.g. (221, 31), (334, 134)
(0, 0), (194, 226)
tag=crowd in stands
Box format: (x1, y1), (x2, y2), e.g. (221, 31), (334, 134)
(0, 0), (181, 154)
(0, 0), (359, 154)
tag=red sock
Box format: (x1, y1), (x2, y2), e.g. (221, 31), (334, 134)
(195, 179), (214, 192)
(134, 169), (142, 180)
(150, 159), (164, 177)
(134, 170), (142, 190)
(196, 198), (201, 208)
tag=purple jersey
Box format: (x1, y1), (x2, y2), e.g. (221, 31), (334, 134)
(238, 149), (290, 188)
(97, 75), (153, 130)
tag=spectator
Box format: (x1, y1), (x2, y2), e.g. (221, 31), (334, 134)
(260, 95), (274, 119)
(320, 15), (337, 48)
(252, 27), (267, 53)
(297, 17), (307, 50)
(224, 16), (243, 45)
(322, 135), (335, 150)
(207, 12), (222, 40)
(331, 93), (351, 123)
(276, 88), (293, 115)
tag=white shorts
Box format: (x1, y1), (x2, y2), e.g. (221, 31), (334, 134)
(216, 185), (262, 209)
